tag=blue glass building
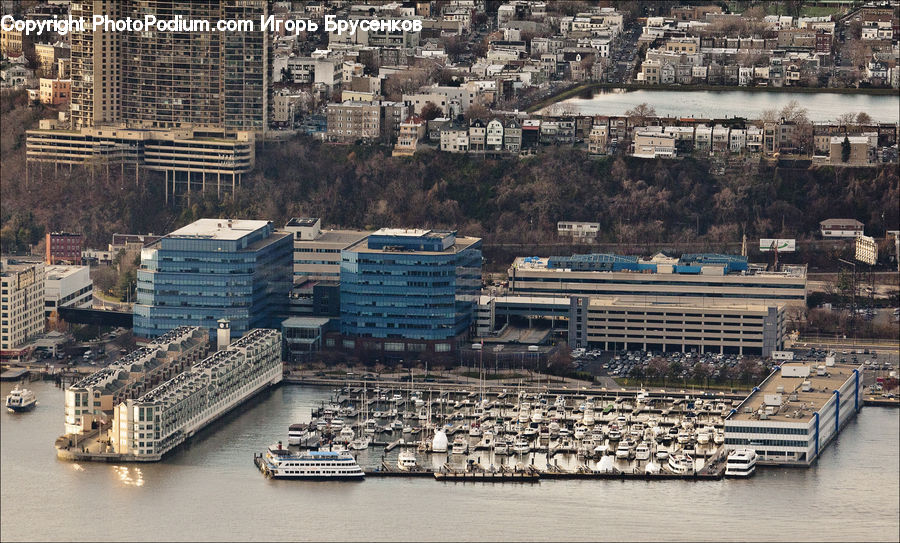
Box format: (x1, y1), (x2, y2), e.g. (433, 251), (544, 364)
(340, 229), (482, 356)
(134, 219), (292, 338)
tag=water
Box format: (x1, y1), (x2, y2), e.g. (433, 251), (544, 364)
(541, 88), (900, 123)
(2, 380), (898, 542)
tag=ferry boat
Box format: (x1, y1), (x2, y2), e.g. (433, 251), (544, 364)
(397, 450), (417, 471)
(5, 386), (36, 412)
(256, 443), (364, 480)
(667, 453), (694, 475)
(725, 449), (758, 478)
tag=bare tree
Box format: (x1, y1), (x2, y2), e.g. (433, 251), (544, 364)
(625, 102), (657, 126)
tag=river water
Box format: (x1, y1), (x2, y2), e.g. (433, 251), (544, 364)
(2, 380), (898, 542)
(541, 88), (900, 123)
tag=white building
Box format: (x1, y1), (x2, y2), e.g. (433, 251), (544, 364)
(819, 219), (864, 238)
(557, 221), (600, 240)
(440, 128), (470, 153)
(44, 265), (92, 317)
(1, 259), (45, 353)
(725, 362), (864, 466)
(486, 119), (504, 150)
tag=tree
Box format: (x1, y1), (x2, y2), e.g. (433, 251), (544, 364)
(420, 101), (442, 121)
(855, 112), (872, 126)
(841, 136), (851, 163)
(625, 102), (657, 126)
(836, 112), (856, 130)
(464, 103), (491, 123)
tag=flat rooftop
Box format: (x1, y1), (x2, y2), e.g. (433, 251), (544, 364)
(346, 235), (481, 255)
(45, 265), (88, 280)
(168, 219), (270, 241)
(306, 230), (369, 245)
(730, 362), (863, 423)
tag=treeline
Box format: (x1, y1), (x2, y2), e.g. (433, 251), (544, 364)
(2, 119), (898, 267)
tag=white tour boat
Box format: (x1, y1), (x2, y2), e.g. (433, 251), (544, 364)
(397, 450), (417, 471)
(725, 449), (758, 478)
(667, 453), (694, 474)
(256, 443), (364, 480)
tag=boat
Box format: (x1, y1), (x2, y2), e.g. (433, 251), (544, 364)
(5, 386), (36, 413)
(596, 455), (616, 473)
(256, 442), (364, 480)
(390, 419), (404, 431)
(513, 436), (531, 454)
(337, 425), (355, 444)
(432, 429), (449, 453)
(696, 429), (711, 445)
(287, 423), (314, 446)
(493, 438), (511, 455)
(397, 450), (418, 471)
(615, 441), (633, 460)
(363, 419), (378, 434)
(725, 449), (758, 478)
(451, 436), (468, 455)
(677, 431), (692, 444)
(713, 431), (725, 445)
(530, 408), (543, 424)
(348, 435), (370, 450)
(655, 448), (670, 461)
(329, 418), (344, 430)
(573, 425), (587, 440)
(634, 443), (651, 461)
(548, 421), (560, 436)
(667, 453), (694, 475)
(402, 425), (413, 434)
(645, 461), (661, 474)
(468, 423), (483, 437)
(607, 427), (622, 441)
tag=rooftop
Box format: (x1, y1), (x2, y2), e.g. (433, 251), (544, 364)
(729, 362), (863, 423)
(167, 219), (271, 241)
(45, 265), (88, 281)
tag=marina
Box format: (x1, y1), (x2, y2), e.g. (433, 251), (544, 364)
(1, 379), (897, 542)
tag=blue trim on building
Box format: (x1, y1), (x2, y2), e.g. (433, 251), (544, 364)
(853, 369), (860, 412)
(833, 390), (840, 434)
(813, 412), (819, 458)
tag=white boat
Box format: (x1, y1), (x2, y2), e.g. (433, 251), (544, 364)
(257, 443), (364, 480)
(607, 428), (622, 441)
(468, 423), (483, 437)
(390, 419), (404, 431)
(402, 425), (413, 434)
(517, 402), (531, 424)
(714, 431), (725, 445)
(432, 429), (449, 453)
(548, 421), (560, 436)
(363, 419), (378, 434)
(615, 441), (632, 460)
(337, 425), (355, 444)
(6, 386), (36, 413)
(348, 435), (370, 450)
(329, 418), (344, 430)
(645, 461), (661, 474)
(287, 423), (314, 446)
(725, 449), (758, 478)
(667, 453), (694, 474)
(634, 443), (651, 461)
(677, 431), (692, 444)
(573, 425), (587, 440)
(451, 436), (469, 455)
(596, 455), (616, 473)
(655, 447), (670, 461)
(523, 426), (538, 437)
(513, 437), (531, 454)
(397, 450), (417, 471)
(582, 402), (595, 425)
(493, 438), (510, 455)
(530, 408), (543, 424)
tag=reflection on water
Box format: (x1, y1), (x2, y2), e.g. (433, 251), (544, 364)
(2, 381), (898, 542)
(542, 87), (900, 123)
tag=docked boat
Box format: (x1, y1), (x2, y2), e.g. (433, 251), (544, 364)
(451, 436), (468, 455)
(468, 423), (483, 437)
(634, 443), (651, 461)
(655, 448), (670, 461)
(667, 453), (694, 475)
(256, 443), (364, 480)
(725, 449), (758, 478)
(513, 437), (531, 454)
(713, 431), (725, 445)
(397, 450), (417, 471)
(615, 440), (633, 460)
(493, 438), (511, 455)
(607, 427), (622, 441)
(677, 431), (692, 445)
(390, 419), (404, 431)
(337, 425), (355, 444)
(548, 421), (560, 436)
(696, 428), (711, 445)
(287, 423), (314, 446)
(402, 425), (414, 434)
(348, 435), (371, 450)
(5, 386), (36, 413)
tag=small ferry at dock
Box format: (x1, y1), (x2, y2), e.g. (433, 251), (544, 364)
(725, 449), (758, 478)
(255, 442), (365, 480)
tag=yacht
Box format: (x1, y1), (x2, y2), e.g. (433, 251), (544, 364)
(667, 453), (694, 475)
(329, 418), (344, 430)
(468, 423), (483, 437)
(337, 425), (355, 444)
(402, 425), (414, 434)
(582, 402), (595, 426)
(607, 427), (622, 441)
(287, 423), (314, 446)
(634, 443), (651, 461)
(615, 440), (633, 460)
(677, 431), (692, 445)
(517, 403), (531, 424)
(655, 447), (670, 462)
(6, 386), (36, 412)
(573, 425), (587, 440)
(363, 419), (378, 435)
(256, 443), (364, 480)
(713, 431), (725, 445)
(512, 437), (531, 455)
(645, 461), (661, 474)
(530, 408), (543, 424)
(397, 450), (418, 471)
(696, 428), (711, 445)
(725, 449), (758, 478)
(390, 419), (404, 431)
(348, 435), (371, 450)
(451, 436), (469, 455)
(493, 438), (511, 455)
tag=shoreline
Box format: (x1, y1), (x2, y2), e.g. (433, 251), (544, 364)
(527, 82), (900, 113)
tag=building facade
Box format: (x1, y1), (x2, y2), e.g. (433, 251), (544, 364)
(134, 219), (292, 338)
(44, 265), (93, 317)
(46, 231), (83, 265)
(340, 229), (482, 356)
(0, 259), (46, 353)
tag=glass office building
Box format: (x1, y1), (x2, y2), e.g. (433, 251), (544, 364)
(134, 219), (292, 338)
(340, 229), (482, 356)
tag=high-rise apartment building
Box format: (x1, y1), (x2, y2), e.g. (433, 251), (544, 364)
(1, 259), (46, 353)
(69, 0), (271, 132)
